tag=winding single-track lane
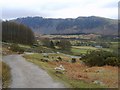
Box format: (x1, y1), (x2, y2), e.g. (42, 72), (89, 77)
(3, 55), (65, 88)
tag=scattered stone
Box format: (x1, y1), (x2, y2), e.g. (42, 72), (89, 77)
(8, 47), (11, 49)
(57, 52), (60, 54)
(84, 69), (89, 72)
(41, 58), (49, 62)
(54, 65), (65, 74)
(95, 69), (104, 73)
(93, 80), (104, 86)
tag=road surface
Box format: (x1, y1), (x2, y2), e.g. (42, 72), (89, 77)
(3, 55), (65, 88)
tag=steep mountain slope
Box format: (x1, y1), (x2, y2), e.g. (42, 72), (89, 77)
(12, 16), (118, 35)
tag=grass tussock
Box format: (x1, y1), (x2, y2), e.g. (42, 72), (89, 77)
(0, 61), (11, 88)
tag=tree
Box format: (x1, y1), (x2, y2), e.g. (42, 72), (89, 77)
(57, 40), (71, 51)
(50, 41), (55, 48)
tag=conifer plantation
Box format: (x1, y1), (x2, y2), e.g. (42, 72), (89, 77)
(2, 21), (35, 45)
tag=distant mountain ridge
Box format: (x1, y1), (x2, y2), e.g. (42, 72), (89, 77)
(12, 16), (118, 35)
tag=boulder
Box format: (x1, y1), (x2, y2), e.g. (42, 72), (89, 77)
(54, 65), (65, 74)
(93, 80), (104, 86)
(41, 58), (49, 62)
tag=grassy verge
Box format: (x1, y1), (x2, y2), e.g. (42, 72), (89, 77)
(0, 61), (11, 88)
(23, 53), (107, 88)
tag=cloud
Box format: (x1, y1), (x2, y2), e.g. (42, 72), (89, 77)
(101, 1), (118, 8)
(2, 8), (51, 19)
(1, 0), (119, 20)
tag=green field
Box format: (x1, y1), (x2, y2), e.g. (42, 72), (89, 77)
(71, 46), (98, 55)
(18, 44), (31, 48)
(71, 46), (114, 56)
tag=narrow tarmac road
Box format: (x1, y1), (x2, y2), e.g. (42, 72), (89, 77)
(3, 55), (65, 88)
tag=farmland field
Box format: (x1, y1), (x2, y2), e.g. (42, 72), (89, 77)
(71, 44), (117, 56)
(71, 46), (103, 55)
(71, 46), (97, 54)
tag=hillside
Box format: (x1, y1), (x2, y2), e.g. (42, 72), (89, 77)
(12, 16), (118, 35)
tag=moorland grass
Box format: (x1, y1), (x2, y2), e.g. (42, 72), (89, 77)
(23, 54), (107, 88)
(0, 62), (11, 88)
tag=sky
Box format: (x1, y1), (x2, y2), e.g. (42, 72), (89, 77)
(0, 0), (119, 20)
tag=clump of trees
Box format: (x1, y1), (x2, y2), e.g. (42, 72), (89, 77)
(41, 39), (71, 51)
(56, 40), (71, 51)
(2, 21), (35, 45)
(41, 38), (55, 48)
(81, 50), (120, 66)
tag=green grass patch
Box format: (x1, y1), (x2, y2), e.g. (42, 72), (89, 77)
(71, 46), (114, 56)
(71, 46), (97, 55)
(72, 46), (97, 50)
(71, 48), (87, 54)
(18, 44), (31, 48)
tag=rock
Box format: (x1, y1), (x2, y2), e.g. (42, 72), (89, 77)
(8, 47), (11, 49)
(55, 59), (59, 62)
(84, 69), (89, 72)
(57, 52), (60, 54)
(95, 69), (104, 73)
(41, 58), (49, 62)
(93, 80), (104, 86)
(54, 65), (65, 74)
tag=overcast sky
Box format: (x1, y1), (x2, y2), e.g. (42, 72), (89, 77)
(0, 0), (119, 20)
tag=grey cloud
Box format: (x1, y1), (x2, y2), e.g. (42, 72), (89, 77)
(2, 8), (51, 20)
(102, 1), (118, 8)
(40, 1), (81, 11)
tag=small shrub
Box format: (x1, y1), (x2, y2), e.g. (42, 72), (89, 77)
(57, 57), (62, 61)
(71, 58), (76, 63)
(41, 58), (49, 62)
(52, 57), (54, 59)
(43, 55), (49, 58)
(105, 57), (120, 66)
(10, 44), (24, 53)
(81, 50), (119, 66)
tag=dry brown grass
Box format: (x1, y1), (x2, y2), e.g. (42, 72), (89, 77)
(0, 61), (11, 88)
(0, 62), (2, 80)
(2, 47), (15, 55)
(48, 61), (118, 88)
(24, 53), (118, 88)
